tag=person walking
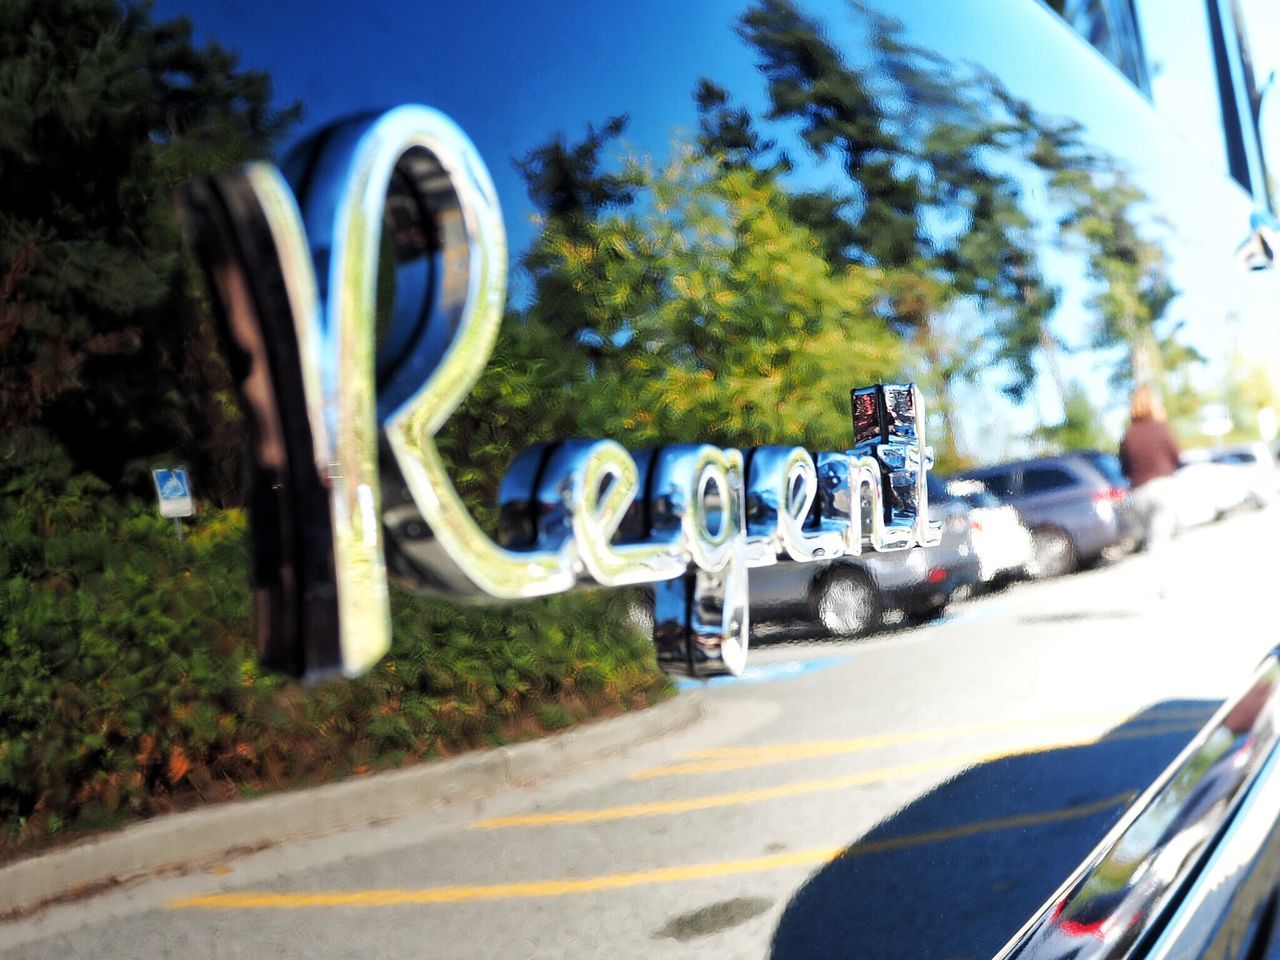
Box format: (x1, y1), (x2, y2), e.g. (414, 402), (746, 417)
(1119, 385), (1181, 598)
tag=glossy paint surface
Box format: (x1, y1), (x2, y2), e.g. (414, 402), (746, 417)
(154, 0), (1280, 957)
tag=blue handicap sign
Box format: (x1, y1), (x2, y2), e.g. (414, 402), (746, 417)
(152, 468), (195, 517)
(156, 470), (189, 500)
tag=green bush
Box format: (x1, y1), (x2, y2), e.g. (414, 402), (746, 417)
(0, 449), (670, 858)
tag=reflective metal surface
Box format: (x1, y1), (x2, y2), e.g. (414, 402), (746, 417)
(153, 0), (1280, 956)
(744, 446), (843, 566)
(1238, 209), (1280, 271)
(999, 651), (1280, 959)
(184, 106), (942, 678)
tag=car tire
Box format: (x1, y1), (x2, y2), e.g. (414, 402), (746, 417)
(1027, 527), (1076, 580)
(813, 566), (881, 638)
(620, 590), (655, 640)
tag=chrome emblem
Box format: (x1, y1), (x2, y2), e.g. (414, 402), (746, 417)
(178, 105), (940, 681)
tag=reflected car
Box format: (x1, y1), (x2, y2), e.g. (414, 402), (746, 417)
(1173, 448), (1256, 530)
(1209, 441), (1278, 507)
(749, 484), (978, 638)
(1071, 449), (1141, 554)
(953, 455), (1129, 579)
(941, 476), (1033, 585)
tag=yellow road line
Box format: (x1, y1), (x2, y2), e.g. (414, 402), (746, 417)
(634, 709), (1213, 779)
(474, 725), (1190, 830)
(169, 793), (1132, 911)
(472, 724), (1198, 830)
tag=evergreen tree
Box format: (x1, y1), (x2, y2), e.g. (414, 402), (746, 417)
(0, 0), (297, 500)
(1029, 381), (1111, 453)
(731, 0), (1057, 462)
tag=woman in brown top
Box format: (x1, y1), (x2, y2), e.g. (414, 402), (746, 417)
(1119, 385), (1181, 596)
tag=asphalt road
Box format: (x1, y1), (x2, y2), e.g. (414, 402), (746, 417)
(6, 506), (1280, 960)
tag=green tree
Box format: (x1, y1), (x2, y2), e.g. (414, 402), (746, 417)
(470, 139), (904, 475)
(1219, 348), (1280, 443)
(1029, 381), (1111, 453)
(614, 151), (903, 448)
(0, 0), (297, 500)
(729, 0), (1058, 464)
(1050, 168), (1183, 392)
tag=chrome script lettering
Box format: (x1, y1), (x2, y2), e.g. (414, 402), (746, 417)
(179, 104), (940, 680)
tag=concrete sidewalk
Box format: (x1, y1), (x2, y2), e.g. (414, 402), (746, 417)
(0, 693), (701, 918)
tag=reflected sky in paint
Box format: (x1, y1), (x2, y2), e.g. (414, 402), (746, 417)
(161, 0), (1280, 457)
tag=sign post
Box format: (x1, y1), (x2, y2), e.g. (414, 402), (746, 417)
(152, 468), (195, 538)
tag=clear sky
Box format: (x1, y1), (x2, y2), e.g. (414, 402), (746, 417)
(155, 0), (766, 266)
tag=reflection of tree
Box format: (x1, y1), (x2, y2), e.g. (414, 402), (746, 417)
(517, 146), (902, 450)
(1212, 348), (1280, 443)
(476, 0), (1207, 472)
(732, 0), (1056, 463)
(440, 131), (904, 514)
(1029, 381), (1110, 453)
(1049, 164), (1184, 389)
(998, 79), (1206, 413)
(731, 0), (1208, 450)
(0, 0), (297, 501)
(515, 116), (645, 353)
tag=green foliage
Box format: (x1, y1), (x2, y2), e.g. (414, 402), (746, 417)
(0, 0), (297, 501)
(1166, 349), (1280, 446)
(622, 154), (903, 448)
(1219, 351), (1280, 443)
(1028, 381), (1112, 453)
(0, 452), (667, 856)
(502, 145), (905, 455)
(728, 0), (1061, 465)
(0, 3), (675, 860)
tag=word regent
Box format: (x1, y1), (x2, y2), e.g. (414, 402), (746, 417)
(178, 105), (940, 680)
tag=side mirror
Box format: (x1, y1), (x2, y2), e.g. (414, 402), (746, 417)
(1237, 209), (1280, 271)
(1245, 66), (1280, 268)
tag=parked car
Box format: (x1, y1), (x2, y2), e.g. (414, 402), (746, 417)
(954, 455), (1130, 579)
(749, 480), (979, 637)
(1209, 441), (1278, 507)
(1172, 448), (1256, 530)
(941, 476), (1033, 585)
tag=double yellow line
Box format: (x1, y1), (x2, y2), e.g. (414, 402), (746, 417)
(470, 722), (1199, 830)
(170, 793), (1134, 910)
(166, 709), (1206, 912)
(630, 708), (1215, 780)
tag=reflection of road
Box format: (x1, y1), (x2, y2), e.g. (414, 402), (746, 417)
(7, 508), (1280, 960)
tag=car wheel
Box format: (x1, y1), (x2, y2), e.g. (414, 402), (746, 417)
(1028, 527), (1076, 580)
(620, 591), (655, 639)
(813, 567), (881, 638)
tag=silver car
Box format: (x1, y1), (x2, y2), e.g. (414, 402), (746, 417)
(749, 484), (978, 637)
(955, 455), (1129, 579)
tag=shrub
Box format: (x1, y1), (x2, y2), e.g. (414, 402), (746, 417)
(0, 449), (670, 857)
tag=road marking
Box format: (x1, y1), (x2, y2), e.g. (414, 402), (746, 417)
(632, 709), (1214, 779)
(169, 793), (1132, 911)
(674, 655), (852, 691)
(470, 725), (1195, 830)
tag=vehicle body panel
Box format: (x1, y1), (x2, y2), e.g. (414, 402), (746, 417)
(141, 0), (1280, 956)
